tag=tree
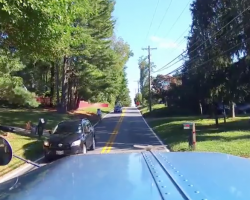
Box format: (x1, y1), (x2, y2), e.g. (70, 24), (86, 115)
(0, 50), (38, 107)
(0, 0), (133, 110)
(144, 0), (250, 120)
(134, 93), (142, 105)
(138, 56), (156, 105)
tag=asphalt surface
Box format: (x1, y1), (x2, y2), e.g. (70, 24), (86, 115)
(94, 107), (166, 154)
(0, 107), (166, 183)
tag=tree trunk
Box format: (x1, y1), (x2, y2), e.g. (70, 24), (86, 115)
(199, 101), (203, 115)
(67, 78), (73, 110)
(50, 62), (55, 107)
(55, 62), (60, 107)
(222, 104), (226, 123)
(72, 80), (77, 109)
(231, 101), (235, 118)
(213, 102), (219, 127)
(60, 56), (69, 113)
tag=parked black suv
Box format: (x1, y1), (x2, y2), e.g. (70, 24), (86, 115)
(43, 119), (95, 161)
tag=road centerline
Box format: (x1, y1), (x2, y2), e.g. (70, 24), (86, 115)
(101, 109), (126, 154)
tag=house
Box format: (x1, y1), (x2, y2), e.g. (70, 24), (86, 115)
(154, 74), (181, 91)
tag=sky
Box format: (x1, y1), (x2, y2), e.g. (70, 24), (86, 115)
(112, 0), (193, 105)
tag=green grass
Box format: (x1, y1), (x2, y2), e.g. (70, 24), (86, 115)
(140, 104), (198, 117)
(140, 104), (166, 115)
(0, 107), (113, 130)
(76, 107), (112, 115)
(148, 116), (250, 157)
(0, 132), (44, 176)
(0, 108), (76, 130)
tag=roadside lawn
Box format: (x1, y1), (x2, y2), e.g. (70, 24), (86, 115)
(75, 107), (112, 117)
(139, 104), (166, 115)
(0, 106), (113, 177)
(0, 132), (44, 177)
(148, 116), (250, 157)
(0, 106), (113, 130)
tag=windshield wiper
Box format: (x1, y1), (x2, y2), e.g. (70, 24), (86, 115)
(13, 155), (40, 167)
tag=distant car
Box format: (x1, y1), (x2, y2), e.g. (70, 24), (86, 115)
(114, 106), (122, 113)
(43, 119), (95, 161)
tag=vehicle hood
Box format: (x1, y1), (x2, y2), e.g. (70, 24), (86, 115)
(0, 151), (250, 200)
(48, 133), (81, 144)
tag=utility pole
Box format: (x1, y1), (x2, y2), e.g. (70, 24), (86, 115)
(137, 80), (140, 93)
(142, 46), (157, 112)
(134, 80), (140, 93)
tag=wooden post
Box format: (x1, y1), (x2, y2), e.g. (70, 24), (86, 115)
(192, 122), (196, 150)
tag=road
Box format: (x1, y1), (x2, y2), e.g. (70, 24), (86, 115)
(94, 107), (166, 154)
(0, 107), (167, 183)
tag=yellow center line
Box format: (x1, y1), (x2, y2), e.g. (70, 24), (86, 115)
(100, 119), (122, 153)
(106, 116), (124, 153)
(101, 109), (126, 154)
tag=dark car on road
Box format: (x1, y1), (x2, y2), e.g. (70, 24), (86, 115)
(43, 119), (95, 161)
(114, 105), (122, 113)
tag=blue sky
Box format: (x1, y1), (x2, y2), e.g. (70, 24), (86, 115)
(112, 0), (192, 104)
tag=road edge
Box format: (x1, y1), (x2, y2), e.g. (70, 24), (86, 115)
(0, 110), (113, 183)
(137, 108), (170, 152)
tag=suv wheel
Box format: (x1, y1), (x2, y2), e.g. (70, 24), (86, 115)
(82, 144), (87, 154)
(90, 137), (96, 150)
(44, 155), (53, 162)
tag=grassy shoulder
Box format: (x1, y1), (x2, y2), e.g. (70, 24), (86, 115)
(0, 132), (44, 176)
(148, 116), (250, 157)
(75, 107), (112, 116)
(139, 104), (166, 115)
(139, 104), (197, 118)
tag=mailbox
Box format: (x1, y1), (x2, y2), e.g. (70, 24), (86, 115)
(183, 122), (196, 150)
(183, 122), (193, 130)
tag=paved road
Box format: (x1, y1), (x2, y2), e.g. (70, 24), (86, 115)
(94, 107), (166, 154)
(0, 107), (167, 183)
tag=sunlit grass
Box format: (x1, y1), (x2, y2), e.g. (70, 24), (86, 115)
(148, 116), (250, 157)
(139, 104), (166, 115)
(0, 107), (113, 130)
(75, 107), (112, 115)
(0, 132), (43, 177)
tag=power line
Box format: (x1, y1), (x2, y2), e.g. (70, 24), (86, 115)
(154, 19), (249, 74)
(163, 0), (191, 38)
(172, 26), (190, 44)
(153, 58), (180, 74)
(164, 26), (190, 58)
(167, 37), (250, 75)
(168, 2), (232, 57)
(154, 0), (173, 36)
(144, 0), (160, 44)
(167, 37), (187, 57)
(155, 5), (250, 73)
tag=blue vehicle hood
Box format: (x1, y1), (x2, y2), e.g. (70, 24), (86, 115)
(0, 151), (250, 200)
